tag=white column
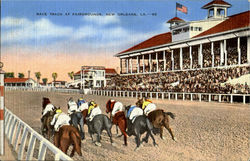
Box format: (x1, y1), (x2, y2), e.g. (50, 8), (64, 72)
(142, 55), (145, 73)
(137, 56), (139, 73)
(156, 52), (159, 72)
(220, 41), (224, 66)
(247, 36), (250, 64)
(130, 58), (132, 74)
(180, 48), (183, 70)
(149, 54), (152, 72)
(224, 39), (227, 66)
(171, 50), (174, 70)
(126, 59), (129, 73)
(238, 37), (241, 65)
(199, 44), (203, 68)
(163, 50), (166, 71)
(189, 46), (192, 69)
(0, 68), (5, 155)
(211, 41), (214, 67)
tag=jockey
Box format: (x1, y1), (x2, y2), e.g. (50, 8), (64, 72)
(77, 98), (89, 112)
(111, 100), (124, 117)
(126, 105), (143, 136)
(68, 99), (78, 115)
(51, 109), (71, 132)
(41, 103), (55, 123)
(87, 101), (102, 122)
(142, 98), (156, 116)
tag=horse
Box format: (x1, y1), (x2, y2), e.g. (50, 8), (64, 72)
(136, 98), (175, 140)
(67, 98), (85, 140)
(125, 105), (157, 151)
(86, 114), (114, 147)
(54, 125), (82, 157)
(41, 97), (58, 139)
(106, 100), (127, 146)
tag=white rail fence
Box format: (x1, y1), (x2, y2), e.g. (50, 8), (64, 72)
(5, 86), (81, 94)
(4, 108), (73, 161)
(90, 90), (250, 104)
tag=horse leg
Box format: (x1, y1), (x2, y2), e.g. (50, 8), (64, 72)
(60, 141), (69, 155)
(79, 115), (85, 140)
(118, 121), (127, 146)
(148, 130), (158, 147)
(160, 126), (166, 140)
(95, 130), (102, 147)
(142, 132), (149, 143)
(164, 122), (175, 141)
(54, 132), (60, 148)
(106, 127), (114, 145)
(70, 146), (75, 157)
(134, 132), (141, 151)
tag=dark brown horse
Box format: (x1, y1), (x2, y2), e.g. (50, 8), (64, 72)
(54, 125), (82, 157)
(136, 98), (175, 140)
(106, 100), (127, 146)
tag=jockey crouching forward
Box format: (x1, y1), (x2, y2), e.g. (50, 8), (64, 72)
(41, 103), (55, 122)
(142, 99), (156, 116)
(111, 100), (124, 117)
(51, 109), (71, 132)
(126, 105), (143, 136)
(77, 98), (89, 112)
(68, 100), (79, 115)
(87, 101), (102, 122)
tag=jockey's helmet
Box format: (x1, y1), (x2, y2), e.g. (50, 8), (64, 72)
(89, 101), (97, 107)
(56, 109), (62, 114)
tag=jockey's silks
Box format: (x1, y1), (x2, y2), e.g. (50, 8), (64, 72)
(77, 99), (86, 106)
(88, 105), (95, 114)
(127, 105), (136, 118)
(142, 100), (152, 110)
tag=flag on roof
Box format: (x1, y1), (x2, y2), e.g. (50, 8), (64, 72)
(176, 3), (188, 14)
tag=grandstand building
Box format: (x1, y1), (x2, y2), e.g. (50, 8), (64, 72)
(115, 0), (249, 75)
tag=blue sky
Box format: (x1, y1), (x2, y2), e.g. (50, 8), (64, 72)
(1, 0), (249, 81)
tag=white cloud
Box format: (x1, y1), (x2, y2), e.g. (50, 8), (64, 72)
(1, 17), (73, 43)
(83, 15), (120, 26)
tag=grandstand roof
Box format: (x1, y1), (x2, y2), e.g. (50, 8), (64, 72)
(202, 0), (231, 9)
(194, 11), (250, 38)
(105, 68), (117, 75)
(5, 78), (31, 83)
(118, 32), (172, 54)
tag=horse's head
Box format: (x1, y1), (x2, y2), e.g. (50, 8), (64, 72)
(136, 98), (143, 108)
(106, 99), (115, 113)
(42, 97), (51, 109)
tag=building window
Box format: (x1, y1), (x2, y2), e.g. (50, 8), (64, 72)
(209, 9), (214, 17)
(190, 26), (193, 31)
(199, 27), (202, 31)
(217, 8), (225, 16)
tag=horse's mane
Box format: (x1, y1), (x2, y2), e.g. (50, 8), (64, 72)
(42, 97), (51, 109)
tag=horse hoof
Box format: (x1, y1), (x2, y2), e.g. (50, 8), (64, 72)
(173, 138), (177, 142)
(161, 137), (166, 140)
(134, 147), (140, 151)
(95, 142), (102, 147)
(111, 143), (116, 146)
(140, 144), (144, 147)
(154, 143), (158, 147)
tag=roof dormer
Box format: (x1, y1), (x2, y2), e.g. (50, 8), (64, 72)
(202, 0), (231, 19)
(167, 17), (185, 29)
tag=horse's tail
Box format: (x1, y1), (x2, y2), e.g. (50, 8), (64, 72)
(164, 112), (175, 120)
(70, 129), (82, 156)
(145, 117), (154, 131)
(104, 115), (113, 129)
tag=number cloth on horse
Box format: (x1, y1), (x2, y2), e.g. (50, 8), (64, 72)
(42, 104), (55, 116)
(142, 100), (156, 116)
(68, 100), (78, 115)
(51, 109), (71, 132)
(111, 101), (123, 116)
(87, 101), (102, 121)
(127, 105), (143, 123)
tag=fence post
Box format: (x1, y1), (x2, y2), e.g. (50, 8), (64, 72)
(209, 94), (211, 102)
(156, 92), (158, 99)
(175, 93), (177, 100)
(243, 95), (246, 104)
(183, 93), (185, 101)
(199, 94), (202, 102)
(162, 92), (164, 100)
(230, 95), (233, 104)
(168, 93), (170, 100)
(191, 93), (193, 101)
(0, 64), (5, 156)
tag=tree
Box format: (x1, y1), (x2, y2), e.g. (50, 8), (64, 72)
(42, 78), (48, 85)
(52, 72), (58, 83)
(35, 72), (41, 86)
(68, 71), (74, 80)
(18, 73), (24, 78)
(4, 72), (14, 78)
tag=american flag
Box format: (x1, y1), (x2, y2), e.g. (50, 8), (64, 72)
(176, 3), (188, 14)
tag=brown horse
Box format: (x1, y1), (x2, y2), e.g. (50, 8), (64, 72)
(136, 98), (175, 140)
(54, 125), (82, 157)
(41, 97), (58, 139)
(106, 100), (127, 146)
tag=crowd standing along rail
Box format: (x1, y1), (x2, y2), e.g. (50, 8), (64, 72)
(5, 87), (81, 94)
(4, 108), (73, 161)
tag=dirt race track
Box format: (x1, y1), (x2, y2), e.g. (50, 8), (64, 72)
(5, 91), (250, 161)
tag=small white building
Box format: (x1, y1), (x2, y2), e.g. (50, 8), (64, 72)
(4, 78), (37, 87)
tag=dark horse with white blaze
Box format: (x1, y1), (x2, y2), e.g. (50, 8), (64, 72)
(86, 114), (114, 147)
(136, 98), (175, 140)
(125, 105), (157, 151)
(106, 99), (127, 146)
(54, 125), (82, 157)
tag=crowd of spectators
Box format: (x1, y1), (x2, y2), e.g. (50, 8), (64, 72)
(101, 66), (250, 94)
